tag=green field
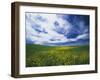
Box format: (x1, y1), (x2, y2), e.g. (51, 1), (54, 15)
(26, 44), (89, 67)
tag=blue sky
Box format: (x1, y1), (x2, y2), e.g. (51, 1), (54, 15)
(25, 12), (89, 46)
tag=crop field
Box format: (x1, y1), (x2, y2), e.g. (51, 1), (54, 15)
(26, 44), (89, 67)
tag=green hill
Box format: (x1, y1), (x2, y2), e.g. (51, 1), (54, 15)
(26, 44), (89, 67)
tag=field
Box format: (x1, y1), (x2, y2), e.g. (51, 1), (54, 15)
(26, 44), (89, 67)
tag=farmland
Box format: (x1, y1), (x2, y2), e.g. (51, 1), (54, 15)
(26, 44), (89, 67)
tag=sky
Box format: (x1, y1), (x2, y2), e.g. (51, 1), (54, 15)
(25, 12), (89, 46)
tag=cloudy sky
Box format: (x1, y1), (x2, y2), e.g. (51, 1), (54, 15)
(25, 12), (89, 46)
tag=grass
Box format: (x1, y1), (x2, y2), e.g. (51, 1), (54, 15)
(26, 44), (89, 67)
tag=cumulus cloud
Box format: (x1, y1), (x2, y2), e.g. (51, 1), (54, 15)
(25, 12), (89, 46)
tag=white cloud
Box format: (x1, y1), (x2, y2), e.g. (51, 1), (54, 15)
(76, 33), (89, 40)
(26, 13), (72, 44)
(26, 13), (89, 45)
